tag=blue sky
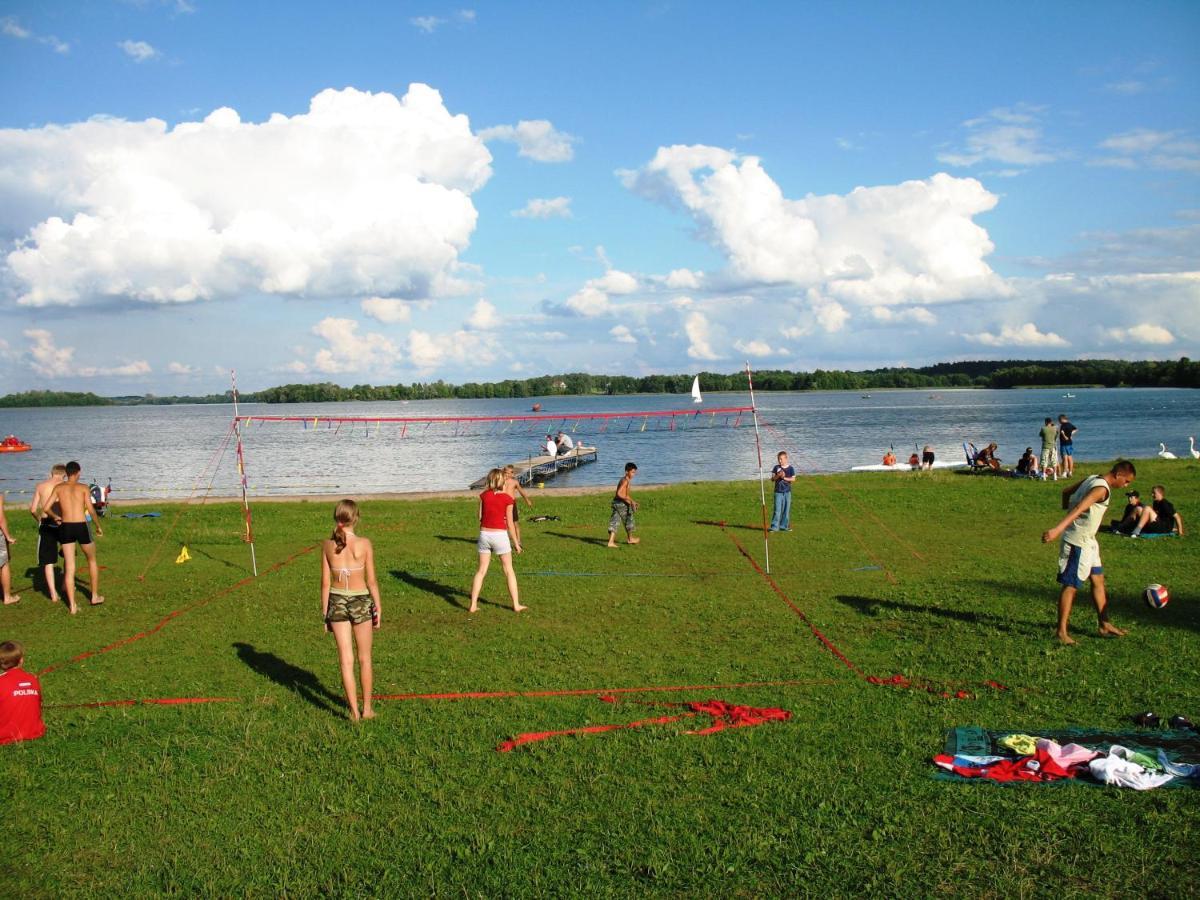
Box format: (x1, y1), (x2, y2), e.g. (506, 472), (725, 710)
(1, 1), (1197, 394)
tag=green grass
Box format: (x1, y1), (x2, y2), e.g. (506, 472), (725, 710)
(3, 460), (1198, 896)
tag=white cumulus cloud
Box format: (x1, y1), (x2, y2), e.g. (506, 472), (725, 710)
(24, 329), (151, 378)
(512, 196), (572, 219)
(964, 322), (1068, 348)
(684, 311), (722, 360)
(664, 268), (703, 289)
(466, 298), (502, 330)
(1106, 323), (1175, 345)
(118, 39), (160, 62)
(1, 85), (493, 308)
(871, 306), (937, 325)
(733, 339), (785, 358)
(310, 317), (401, 374)
(167, 361), (198, 375)
(479, 119), (577, 162)
(360, 297), (412, 324)
(937, 105), (1060, 169)
(621, 145), (1008, 309)
(610, 325), (636, 344)
(407, 328), (497, 372)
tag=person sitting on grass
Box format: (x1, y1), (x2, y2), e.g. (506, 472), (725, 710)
(469, 469), (525, 614)
(1111, 490), (1147, 534)
(975, 442), (1002, 472)
(607, 462), (641, 548)
(320, 499), (381, 722)
(1123, 484), (1185, 538)
(0, 640), (45, 745)
(1015, 447), (1039, 478)
(0, 502), (17, 605)
(1041, 460), (1135, 645)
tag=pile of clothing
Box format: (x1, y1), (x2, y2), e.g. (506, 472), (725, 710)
(933, 728), (1200, 790)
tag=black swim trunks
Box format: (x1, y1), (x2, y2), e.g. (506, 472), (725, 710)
(57, 521), (92, 546)
(38, 517), (60, 566)
(922, 451), (935, 465)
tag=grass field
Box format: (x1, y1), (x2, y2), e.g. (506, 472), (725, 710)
(3, 460), (1198, 896)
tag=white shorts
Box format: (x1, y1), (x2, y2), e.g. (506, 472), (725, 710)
(477, 529), (512, 556)
(1057, 539), (1102, 589)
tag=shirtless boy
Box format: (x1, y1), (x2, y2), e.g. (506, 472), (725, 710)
(47, 461), (104, 614)
(29, 464), (66, 604)
(502, 465), (534, 547)
(607, 462), (641, 548)
(0, 501), (18, 605)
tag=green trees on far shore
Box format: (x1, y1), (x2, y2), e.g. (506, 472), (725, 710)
(2, 358), (1197, 408)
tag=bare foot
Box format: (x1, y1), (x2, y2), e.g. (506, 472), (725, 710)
(90, 595), (105, 606)
(606, 541), (617, 548)
(627, 537), (641, 545)
(68, 602), (78, 615)
(362, 709), (376, 720)
(468, 605), (479, 613)
(513, 603), (528, 613)
(2, 595), (19, 605)
(348, 709), (361, 723)
(1056, 632), (1077, 645)
(1099, 622), (1126, 637)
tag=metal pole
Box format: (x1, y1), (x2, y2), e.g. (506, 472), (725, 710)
(231, 370), (258, 576)
(745, 361), (771, 574)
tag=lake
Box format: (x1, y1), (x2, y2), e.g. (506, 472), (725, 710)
(1, 387), (1197, 501)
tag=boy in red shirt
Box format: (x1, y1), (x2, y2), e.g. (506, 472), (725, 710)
(0, 640), (45, 744)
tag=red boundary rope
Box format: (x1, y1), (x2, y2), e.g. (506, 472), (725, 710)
(235, 406), (754, 426)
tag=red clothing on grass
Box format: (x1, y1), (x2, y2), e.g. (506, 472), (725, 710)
(0, 666), (45, 745)
(479, 490), (514, 530)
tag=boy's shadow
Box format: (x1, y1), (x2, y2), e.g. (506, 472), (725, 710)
(390, 570), (504, 610)
(691, 520), (762, 532)
(435, 535), (478, 546)
(834, 595), (1044, 636)
(232, 642), (342, 714)
(545, 531), (610, 547)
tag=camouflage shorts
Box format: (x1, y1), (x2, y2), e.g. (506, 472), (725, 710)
(0, 538), (8, 568)
(325, 592), (375, 625)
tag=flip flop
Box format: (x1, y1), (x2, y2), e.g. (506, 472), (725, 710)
(1132, 711), (1160, 728)
(1168, 715), (1195, 731)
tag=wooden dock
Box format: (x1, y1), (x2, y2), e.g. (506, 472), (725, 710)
(469, 446), (599, 489)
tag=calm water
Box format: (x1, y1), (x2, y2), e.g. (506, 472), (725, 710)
(0, 388), (1197, 500)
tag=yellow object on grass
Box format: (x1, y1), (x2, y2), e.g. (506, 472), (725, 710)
(175, 546), (191, 564)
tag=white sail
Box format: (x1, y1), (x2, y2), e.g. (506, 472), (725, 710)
(691, 375), (702, 404)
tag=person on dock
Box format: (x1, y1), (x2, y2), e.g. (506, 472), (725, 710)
(29, 464), (66, 605)
(502, 465), (535, 547)
(46, 461), (103, 614)
(1041, 459), (1135, 645)
(769, 451), (796, 532)
(1038, 418), (1059, 481)
(0, 641), (44, 745)
(469, 469), (525, 614)
(607, 462), (641, 548)
(0, 501), (17, 605)
(320, 499), (381, 722)
(544, 434), (557, 458)
(1058, 414), (1077, 478)
(555, 431), (575, 456)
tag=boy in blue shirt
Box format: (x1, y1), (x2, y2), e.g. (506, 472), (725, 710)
(769, 451), (796, 532)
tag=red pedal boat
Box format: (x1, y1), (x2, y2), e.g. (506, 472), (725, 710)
(0, 435), (31, 453)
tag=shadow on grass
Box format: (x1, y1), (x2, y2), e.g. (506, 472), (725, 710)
(233, 642), (343, 714)
(389, 569), (505, 610)
(834, 594), (1046, 636)
(692, 519), (762, 532)
(435, 534), (478, 546)
(187, 544), (246, 574)
(544, 531), (611, 547)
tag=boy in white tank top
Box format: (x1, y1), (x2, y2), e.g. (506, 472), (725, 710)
(1041, 460), (1136, 644)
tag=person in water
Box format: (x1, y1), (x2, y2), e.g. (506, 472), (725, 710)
(469, 469), (525, 614)
(320, 499), (381, 722)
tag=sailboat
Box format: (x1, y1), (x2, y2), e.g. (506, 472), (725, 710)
(691, 375), (703, 404)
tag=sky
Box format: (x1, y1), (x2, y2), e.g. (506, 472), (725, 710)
(0, 1), (1198, 395)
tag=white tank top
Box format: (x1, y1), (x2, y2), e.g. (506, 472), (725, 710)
(1062, 474), (1110, 546)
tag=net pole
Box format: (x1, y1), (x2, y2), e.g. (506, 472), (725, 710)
(745, 362), (771, 574)
(231, 370), (258, 577)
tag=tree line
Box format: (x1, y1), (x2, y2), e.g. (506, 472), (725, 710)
(1, 358), (1197, 408)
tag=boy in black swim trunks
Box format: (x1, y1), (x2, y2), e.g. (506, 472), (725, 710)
(29, 464), (66, 604)
(47, 461), (104, 614)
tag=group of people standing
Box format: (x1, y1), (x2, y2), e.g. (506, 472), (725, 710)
(320, 461), (643, 721)
(0, 462), (104, 614)
(1015, 414), (1078, 479)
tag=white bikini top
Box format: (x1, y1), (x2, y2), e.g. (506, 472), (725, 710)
(332, 532), (365, 586)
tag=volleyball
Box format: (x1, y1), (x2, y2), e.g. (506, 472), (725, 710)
(1143, 584), (1170, 610)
